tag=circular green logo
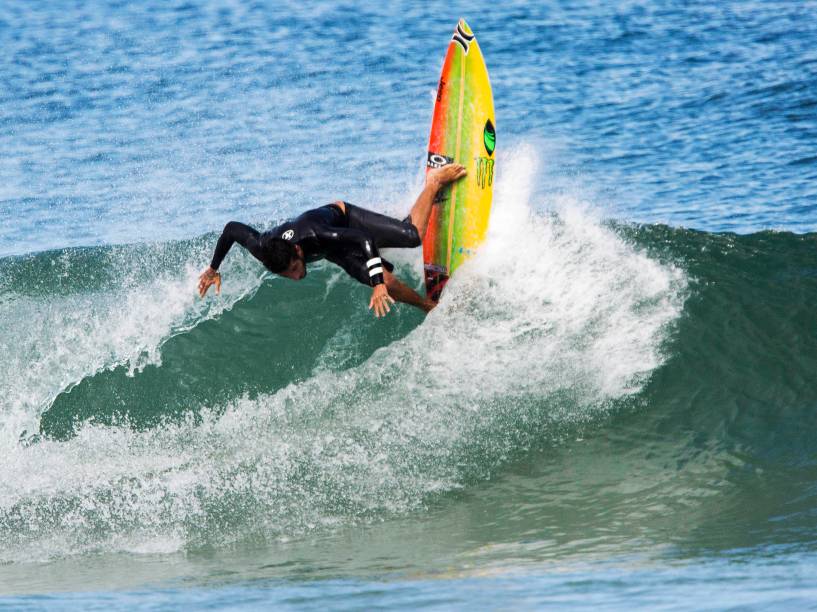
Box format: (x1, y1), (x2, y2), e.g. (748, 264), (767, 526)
(483, 119), (496, 156)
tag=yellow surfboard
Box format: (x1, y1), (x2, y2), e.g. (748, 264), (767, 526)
(423, 19), (495, 302)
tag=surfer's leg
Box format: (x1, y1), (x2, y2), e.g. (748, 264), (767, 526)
(409, 164), (468, 238)
(384, 270), (436, 313)
(345, 203), (421, 249)
(407, 180), (439, 239)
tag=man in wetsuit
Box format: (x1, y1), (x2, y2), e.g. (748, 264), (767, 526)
(198, 164), (466, 316)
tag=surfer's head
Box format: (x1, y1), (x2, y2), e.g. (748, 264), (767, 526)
(258, 236), (306, 280)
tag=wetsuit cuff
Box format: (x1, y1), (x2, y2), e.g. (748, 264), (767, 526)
(367, 257), (384, 286)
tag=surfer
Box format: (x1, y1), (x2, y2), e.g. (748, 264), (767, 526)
(197, 164), (466, 316)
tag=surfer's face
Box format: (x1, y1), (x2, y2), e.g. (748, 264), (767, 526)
(278, 255), (306, 281)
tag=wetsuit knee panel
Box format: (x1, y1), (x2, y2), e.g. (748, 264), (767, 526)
(401, 218), (422, 247)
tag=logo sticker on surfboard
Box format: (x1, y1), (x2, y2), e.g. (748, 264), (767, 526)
(452, 22), (475, 53)
(427, 152), (454, 168)
(476, 156), (494, 189)
(483, 119), (496, 156)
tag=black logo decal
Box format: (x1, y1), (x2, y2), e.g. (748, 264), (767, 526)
(452, 22), (475, 53)
(427, 152), (454, 168)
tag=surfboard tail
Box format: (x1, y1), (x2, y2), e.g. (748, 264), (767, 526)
(423, 264), (449, 303)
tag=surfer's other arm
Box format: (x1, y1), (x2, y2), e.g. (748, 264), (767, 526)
(315, 226), (385, 286)
(314, 225), (395, 317)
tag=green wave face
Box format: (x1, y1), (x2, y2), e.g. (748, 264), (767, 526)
(0, 199), (816, 569)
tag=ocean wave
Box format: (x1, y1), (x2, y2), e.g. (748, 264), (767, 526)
(0, 145), (687, 562)
(3, 146), (815, 566)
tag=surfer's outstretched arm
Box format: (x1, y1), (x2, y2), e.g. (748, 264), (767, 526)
(210, 221), (263, 269)
(409, 163), (467, 238)
(198, 221), (263, 297)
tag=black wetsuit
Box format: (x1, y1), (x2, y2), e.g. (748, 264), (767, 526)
(209, 203), (421, 286)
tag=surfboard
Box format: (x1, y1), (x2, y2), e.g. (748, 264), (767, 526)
(423, 19), (495, 302)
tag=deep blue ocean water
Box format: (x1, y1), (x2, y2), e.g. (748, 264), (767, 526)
(1, 0), (816, 609)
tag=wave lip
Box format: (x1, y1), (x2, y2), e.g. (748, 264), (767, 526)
(0, 239), (266, 446)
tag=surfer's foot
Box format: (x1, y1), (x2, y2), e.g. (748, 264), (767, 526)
(426, 163), (467, 189)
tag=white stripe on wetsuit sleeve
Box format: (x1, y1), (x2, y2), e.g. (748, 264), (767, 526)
(368, 267), (384, 277)
(366, 257), (382, 268)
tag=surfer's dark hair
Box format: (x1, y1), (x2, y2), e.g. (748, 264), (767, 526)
(258, 236), (298, 273)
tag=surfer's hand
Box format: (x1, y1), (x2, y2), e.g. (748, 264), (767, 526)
(369, 284), (395, 318)
(198, 267), (221, 297)
(427, 163), (467, 189)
